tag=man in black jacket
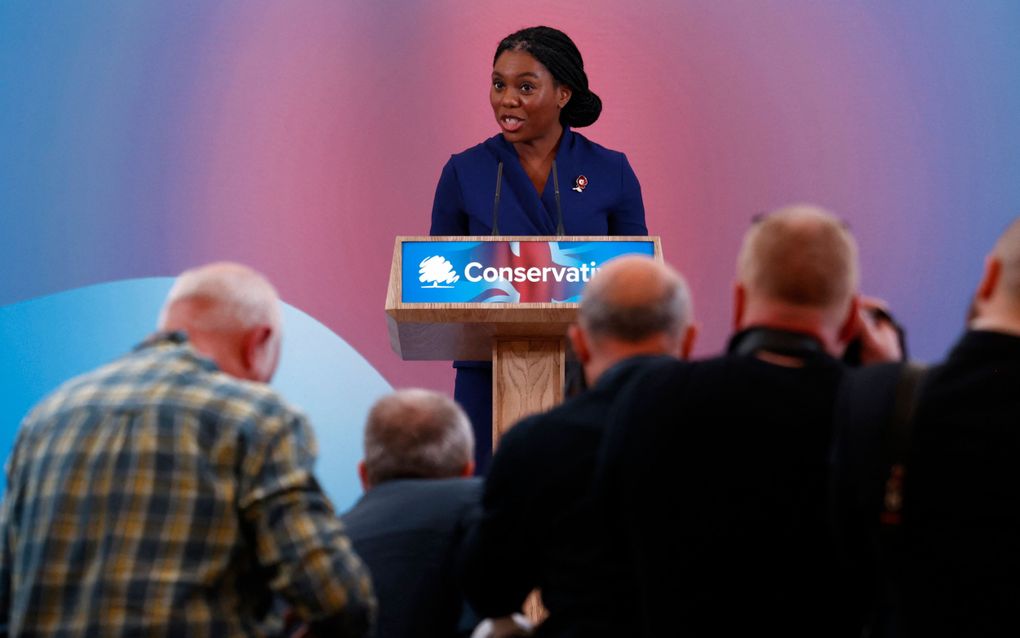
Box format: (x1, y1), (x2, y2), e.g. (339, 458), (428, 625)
(341, 389), (481, 638)
(834, 216), (1020, 637)
(599, 205), (874, 637)
(460, 255), (697, 637)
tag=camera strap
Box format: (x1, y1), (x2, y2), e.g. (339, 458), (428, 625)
(728, 327), (827, 359)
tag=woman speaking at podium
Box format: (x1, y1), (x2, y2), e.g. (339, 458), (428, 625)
(430, 26), (647, 471)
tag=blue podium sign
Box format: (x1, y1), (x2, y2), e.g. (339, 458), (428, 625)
(401, 238), (657, 304)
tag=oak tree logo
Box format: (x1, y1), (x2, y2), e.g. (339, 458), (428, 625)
(419, 255), (460, 288)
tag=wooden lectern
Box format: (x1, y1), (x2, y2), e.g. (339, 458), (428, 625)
(385, 236), (661, 443)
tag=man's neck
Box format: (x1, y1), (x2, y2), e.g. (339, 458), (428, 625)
(585, 342), (676, 385)
(970, 315), (1020, 338)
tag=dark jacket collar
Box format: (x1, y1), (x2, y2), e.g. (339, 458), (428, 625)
(948, 329), (1020, 365)
(593, 354), (675, 390)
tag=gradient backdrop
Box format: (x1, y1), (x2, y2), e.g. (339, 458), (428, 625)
(2, 1), (1019, 506)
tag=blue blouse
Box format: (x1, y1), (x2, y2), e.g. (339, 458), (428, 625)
(430, 127), (647, 236)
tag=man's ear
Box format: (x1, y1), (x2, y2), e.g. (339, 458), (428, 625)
(568, 324), (591, 365)
(460, 461), (476, 478)
(358, 460), (371, 492)
(837, 295), (862, 346)
(679, 323), (699, 360)
(242, 325), (276, 382)
(732, 282), (746, 332)
(977, 255), (1002, 303)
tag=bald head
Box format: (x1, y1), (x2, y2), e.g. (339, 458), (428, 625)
(159, 262), (281, 332)
(737, 204), (858, 317)
(580, 255), (692, 342)
(571, 256), (695, 382)
(990, 217), (1020, 305)
(972, 216), (1020, 333)
(159, 262), (282, 382)
(362, 389), (474, 488)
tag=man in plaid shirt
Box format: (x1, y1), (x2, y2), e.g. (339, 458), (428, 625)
(0, 262), (375, 637)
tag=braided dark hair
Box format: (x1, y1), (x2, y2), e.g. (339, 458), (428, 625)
(494, 26), (602, 128)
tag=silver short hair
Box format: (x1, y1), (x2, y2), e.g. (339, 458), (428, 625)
(363, 389), (474, 485)
(158, 262), (281, 331)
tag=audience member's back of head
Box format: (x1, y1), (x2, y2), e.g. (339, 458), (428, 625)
(160, 262), (281, 333)
(739, 205), (857, 309)
(735, 204), (859, 353)
(993, 217), (1020, 299)
(158, 262), (283, 382)
(580, 255), (693, 343)
(973, 216), (1020, 330)
(361, 389), (474, 489)
(570, 255), (696, 381)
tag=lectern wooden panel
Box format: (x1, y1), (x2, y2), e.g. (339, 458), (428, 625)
(493, 338), (565, 441)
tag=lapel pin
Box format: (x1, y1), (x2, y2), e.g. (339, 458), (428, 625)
(573, 175), (588, 193)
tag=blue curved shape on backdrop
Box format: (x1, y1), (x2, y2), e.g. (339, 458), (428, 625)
(0, 278), (392, 509)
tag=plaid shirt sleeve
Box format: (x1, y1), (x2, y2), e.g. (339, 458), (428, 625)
(238, 409), (375, 637)
(0, 459), (12, 638)
(0, 514), (8, 638)
(0, 424), (29, 638)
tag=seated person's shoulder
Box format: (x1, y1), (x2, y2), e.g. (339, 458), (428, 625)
(415, 476), (483, 501)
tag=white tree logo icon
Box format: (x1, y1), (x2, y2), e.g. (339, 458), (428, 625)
(419, 255), (460, 288)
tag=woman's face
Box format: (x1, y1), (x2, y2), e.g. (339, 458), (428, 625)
(491, 49), (571, 146)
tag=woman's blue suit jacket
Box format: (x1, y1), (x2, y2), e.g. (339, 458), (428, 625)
(430, 127), (646, 236)
(428, 128), (647, 472)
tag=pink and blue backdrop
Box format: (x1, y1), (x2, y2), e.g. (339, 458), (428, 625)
(2, 1), (1019, 507)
